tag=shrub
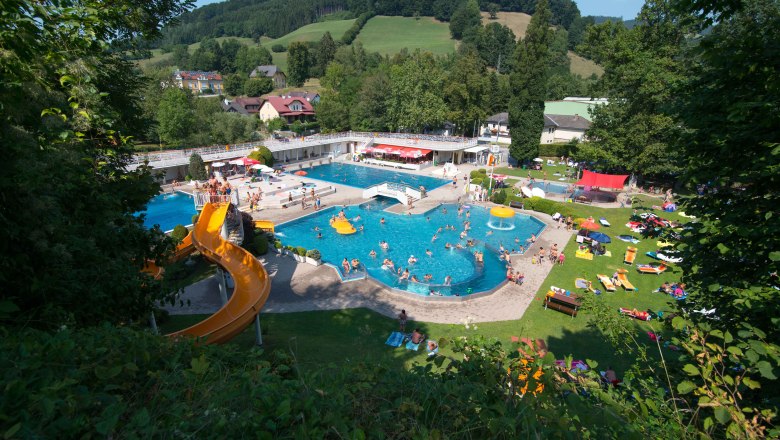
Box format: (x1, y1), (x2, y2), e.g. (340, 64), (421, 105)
(508, 196), (575, 218)
(469, 169), (487, 179)
(248, 146), (274, 166)
(191, 214), (199, 225)
(271, 44), (286, 52)
(471, 177), (483, 186)
(274, 240), (282, 249)
(491, 189), (507, 204)
(306, 249), (321, 260)
(170, 225), (188, 243)
(296, 246), (307, 256)
(253, 235), (268, 255)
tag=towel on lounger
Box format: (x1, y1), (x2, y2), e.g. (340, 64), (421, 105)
(405, 340), (421, 351)
(385, 332), (404, 347)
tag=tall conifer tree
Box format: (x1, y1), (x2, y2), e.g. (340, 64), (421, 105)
(508, 0), (552, 163)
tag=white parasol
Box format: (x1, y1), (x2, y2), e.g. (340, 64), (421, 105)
(533, 158), (544, 162)
(520, 186), (533, 198)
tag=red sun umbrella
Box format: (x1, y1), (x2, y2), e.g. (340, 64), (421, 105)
(294, 170), (307, 176)
(580, 219), (601, 230)
(242, 157), (261, 166)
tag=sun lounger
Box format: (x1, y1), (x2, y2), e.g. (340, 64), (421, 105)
(599, 217), (611, 226)
(624, 247), (637, 265)
(637, 263), (667, 274)
(597, 274), (616, 291)
(616, 269), (636, 291)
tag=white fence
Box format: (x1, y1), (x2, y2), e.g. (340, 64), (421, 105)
(129, 131), (478, 171)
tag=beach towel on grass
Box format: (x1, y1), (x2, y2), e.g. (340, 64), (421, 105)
(385, 332), (404, 347)
(599, 217), (611, 226)
(406, 340), (421, 351)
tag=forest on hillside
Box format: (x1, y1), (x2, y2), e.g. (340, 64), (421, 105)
(155, 0), (582, 46)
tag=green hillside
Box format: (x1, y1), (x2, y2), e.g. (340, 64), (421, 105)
(355, 16), (457, 55)
(262, 19), (355, 48)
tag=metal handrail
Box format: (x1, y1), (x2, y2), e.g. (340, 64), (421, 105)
(130, 131), (477, 166)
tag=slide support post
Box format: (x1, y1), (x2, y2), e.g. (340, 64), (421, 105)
(217, 268), (228, 305)
(149, 311), (158, 334)
(254, 313), (263, 346)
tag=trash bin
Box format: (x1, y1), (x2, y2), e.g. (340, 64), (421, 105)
(522, 164), (526, 169)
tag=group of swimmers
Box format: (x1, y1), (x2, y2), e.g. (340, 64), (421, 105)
(341, 257), (361, 275)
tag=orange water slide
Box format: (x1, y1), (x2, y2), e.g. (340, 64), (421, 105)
(166, 203), (271, 344)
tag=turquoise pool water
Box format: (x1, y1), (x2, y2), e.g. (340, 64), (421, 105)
(531, 181), (570, 194)
(276, 199), (546, 296)
(136, 192), (196, 232)
(300, 163), (450, 190)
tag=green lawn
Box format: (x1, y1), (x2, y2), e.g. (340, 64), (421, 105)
(355, 16), (457, 55)
(494, 162), (578, 183)
(162, 200), (687, 375)
(262, 19), (355, 49)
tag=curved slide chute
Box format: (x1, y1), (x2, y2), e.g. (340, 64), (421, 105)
(166, 203), (271, 344)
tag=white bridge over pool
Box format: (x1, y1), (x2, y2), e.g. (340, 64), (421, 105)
(362, 182), (424, 205)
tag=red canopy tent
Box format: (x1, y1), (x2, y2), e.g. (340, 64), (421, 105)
(576, 170), (629, 190)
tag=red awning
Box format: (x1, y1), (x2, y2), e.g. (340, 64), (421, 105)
(373, 144), (432, 157)
(576, 170), (629, 189)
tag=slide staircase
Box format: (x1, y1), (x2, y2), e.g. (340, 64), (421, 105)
(166, 202), (271, 344)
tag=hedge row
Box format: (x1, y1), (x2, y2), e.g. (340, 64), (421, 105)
(341, 11), (376, 44)
(538, 142), (584, 158)
(505, 194), (577, 218)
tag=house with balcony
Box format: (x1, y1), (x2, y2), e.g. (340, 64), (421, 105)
(173, 70), (223, 95)
(258, 96), (315, 124)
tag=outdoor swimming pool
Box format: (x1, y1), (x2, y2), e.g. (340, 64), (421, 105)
(300, 163), (449, 190)
(136, 192), (197, 232)
(531, 181), (570, 194)
(275, 200), (546, 296)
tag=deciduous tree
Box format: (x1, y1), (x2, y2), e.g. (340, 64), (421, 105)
(157, 88), (194, 146)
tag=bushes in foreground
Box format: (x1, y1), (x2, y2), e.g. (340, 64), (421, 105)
(0, 327), (672, 438)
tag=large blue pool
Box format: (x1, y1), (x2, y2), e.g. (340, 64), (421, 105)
(276, 199), (546, 296)
(300, 163), (449, 190)
(136, 192), (197, 232)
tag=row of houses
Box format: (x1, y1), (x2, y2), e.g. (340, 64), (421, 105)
(172, 64), (288, 94)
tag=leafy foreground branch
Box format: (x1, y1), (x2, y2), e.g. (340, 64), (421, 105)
(3, 325), (775, 438)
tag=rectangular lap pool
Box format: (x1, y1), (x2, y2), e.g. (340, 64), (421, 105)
(136, 192), (197, 232)
(299, 163), (449, 190)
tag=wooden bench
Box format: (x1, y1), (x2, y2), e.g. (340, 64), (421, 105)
(544, 293), (581, 318)
(509, 201), (524, 209)
(574, 196), (592, 204)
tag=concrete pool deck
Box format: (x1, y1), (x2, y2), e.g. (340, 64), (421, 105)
(162, 161), (574, 324)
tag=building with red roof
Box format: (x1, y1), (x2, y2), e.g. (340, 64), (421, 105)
(173, 70), (224, 95)
(258, 96), (316, 124)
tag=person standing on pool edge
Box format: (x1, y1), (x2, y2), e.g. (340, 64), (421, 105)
(398, 310), (407, 332)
